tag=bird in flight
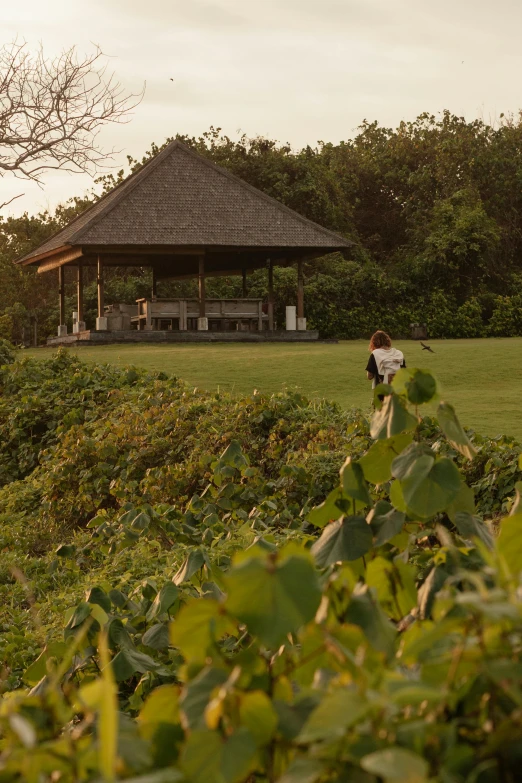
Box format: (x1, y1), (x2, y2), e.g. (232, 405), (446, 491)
(421, 342), (435, 353)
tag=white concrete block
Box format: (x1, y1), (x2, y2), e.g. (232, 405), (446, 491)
(197, 317), (209, 331)
(297, 317), (307, 331)
(285, 306), (296, 330)
(96, 316), (108, 331)
(73, 321), (86, 334)
(57, 324), (67, 336)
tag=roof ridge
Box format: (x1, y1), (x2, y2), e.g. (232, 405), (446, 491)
(68, 140), (182, 244)
(175, 141), (350, 245)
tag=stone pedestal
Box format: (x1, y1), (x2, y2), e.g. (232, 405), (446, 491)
(297, 317), (307, 331)
(96, 316), (108, 331)
(73, 321), (86, 334)
(57, 324), (67, 337)
(197, 317), (209, 331)
(285, 306), (296, 331)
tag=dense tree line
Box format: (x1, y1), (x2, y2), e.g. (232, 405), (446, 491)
(3, 111), (522, 341)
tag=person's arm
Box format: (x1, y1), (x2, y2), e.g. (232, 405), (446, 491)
(366, 354), (378, 381)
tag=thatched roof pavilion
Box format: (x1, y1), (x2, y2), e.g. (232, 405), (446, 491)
(17, 140), (352, 339)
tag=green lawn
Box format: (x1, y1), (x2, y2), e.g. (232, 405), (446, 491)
(24, 338), (522, 440)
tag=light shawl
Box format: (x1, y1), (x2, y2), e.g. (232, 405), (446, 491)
(371, 347), (404, 388)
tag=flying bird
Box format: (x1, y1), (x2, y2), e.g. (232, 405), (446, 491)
(170, 78), (174, 81)
(421, 342), (435, 353)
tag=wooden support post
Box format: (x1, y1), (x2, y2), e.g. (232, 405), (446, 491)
(97, 256), (104, 317)
(268, 259), (274, 331)
(96, 255), (107, 330)
(152, 268), (157, 299)
(242, 268), (247, 298)
(76, 261), (84, 329)
(297, 259), (306, 330)
(58, 266), (65, 327)
(198, 255), (208, 330)
(297, 260), (304, 319)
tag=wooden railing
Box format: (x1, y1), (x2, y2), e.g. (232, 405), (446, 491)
(129, 298), (267, 331)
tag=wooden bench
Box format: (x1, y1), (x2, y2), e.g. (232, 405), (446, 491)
(131, 298), (268, 331)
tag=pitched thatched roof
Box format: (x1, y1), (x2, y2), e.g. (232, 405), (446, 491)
(17, 140), (351, 267)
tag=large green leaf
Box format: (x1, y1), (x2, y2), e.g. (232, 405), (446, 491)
(510, 481), (522, 517)
(138, 685), (180, 726)
(340, 458), (371, 506)
(110, 648), (169, 683)
(311, 516), (373, 567)
(146, 583), (179, 621)
(180, 667), (228, 730)
(142, 623), (170, 650)
(417, 565), (453, 620)
(359, 433), (413, 485)
(391, 442), (434, 480)
(220, 728), (257, 783)
(169, 598), (233, 661)
(224, 550), (321, 647)
(239, 690), (278, 746)
(367, 501), (406, 546)
(453, 512), (493, 549)
(437, 402), (477, 460)
(118, 771), (183, 783)
(297, 689), (369, 742)
(395, 450), (461, 519)
(370, 394), (418, 440)
(23, 641), (67, 685)
(173, 549), (205, 586)
(405, 369), (438, 405)
(307, 486), (344, 529)
(497, 513), (522, 579)
(85, 586), (111, 613)
(344, 585), (396, 657)
(180, 729), (222, 783)
(366, 557), (417, 621)
(447, 481), (476, 523)
(273, 696), (319, 740)
(361, 747), (428, 782)
(277, 758), (325, 783)
(181, 727), (256, 783)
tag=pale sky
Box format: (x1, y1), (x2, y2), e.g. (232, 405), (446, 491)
(2, 0), (521, 216)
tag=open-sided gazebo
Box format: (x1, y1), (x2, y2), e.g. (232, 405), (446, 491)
(16, 140), (352, 343)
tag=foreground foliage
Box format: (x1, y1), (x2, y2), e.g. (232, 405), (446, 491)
(1, 353), (522, 782)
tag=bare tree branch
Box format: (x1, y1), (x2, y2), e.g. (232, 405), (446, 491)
(0, 192), (24, 211)
(0, 39), (144, 190)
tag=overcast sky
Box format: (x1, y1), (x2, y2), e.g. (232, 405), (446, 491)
(2, 0), (521, 216)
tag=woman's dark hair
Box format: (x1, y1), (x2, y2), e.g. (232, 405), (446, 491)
(369, 330), (392, 351)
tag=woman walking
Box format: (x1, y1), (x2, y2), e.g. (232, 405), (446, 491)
(366, 330), (406, 389)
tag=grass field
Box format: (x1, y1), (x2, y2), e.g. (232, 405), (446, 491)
(24, 338), (522, 440)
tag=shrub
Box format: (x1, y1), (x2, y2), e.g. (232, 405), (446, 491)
(487, 294), (522, 337)
(2, 359), (522, 782)
(0, 338), (14, 365)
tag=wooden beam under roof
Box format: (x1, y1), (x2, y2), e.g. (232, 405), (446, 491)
(35, 247), (84, 273)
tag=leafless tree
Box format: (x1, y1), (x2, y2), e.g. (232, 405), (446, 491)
(0, 40), (143, 209)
